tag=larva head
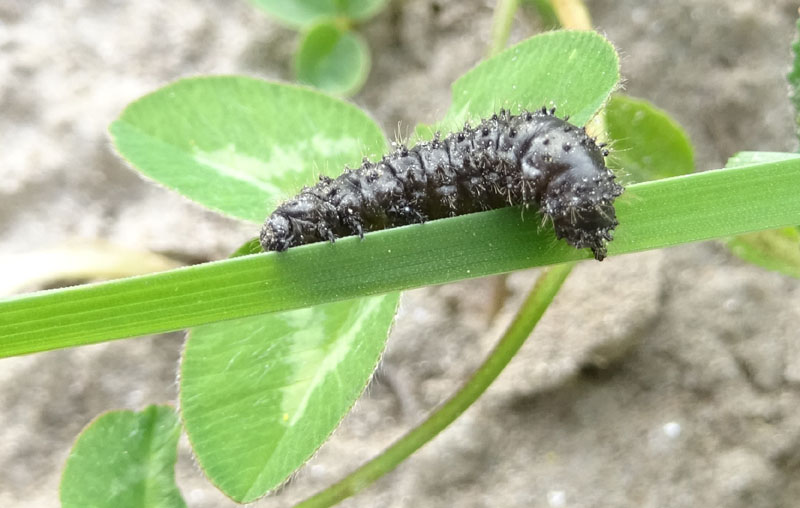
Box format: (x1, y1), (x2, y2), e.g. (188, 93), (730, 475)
(542, 151), (623, 260)
(518, 115), (623, 261)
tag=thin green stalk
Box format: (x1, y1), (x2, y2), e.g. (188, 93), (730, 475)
(488, 0), (520, 57)
(292, 263), (574, 508)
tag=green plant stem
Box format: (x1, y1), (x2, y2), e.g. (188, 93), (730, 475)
(292, 263), (574, 508)
(488, 0), (519, 57)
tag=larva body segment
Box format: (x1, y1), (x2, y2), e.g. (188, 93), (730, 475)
(260, 108), (623, 260)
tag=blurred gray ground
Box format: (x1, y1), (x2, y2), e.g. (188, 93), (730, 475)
(2, 1), (800, 507)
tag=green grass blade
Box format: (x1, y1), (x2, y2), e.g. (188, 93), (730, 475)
(724, 151), (800, 278)
(1, 158), (799, 358)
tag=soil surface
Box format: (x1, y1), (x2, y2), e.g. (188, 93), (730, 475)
(2, 1), (800, 507)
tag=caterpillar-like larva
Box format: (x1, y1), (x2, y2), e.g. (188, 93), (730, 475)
(260, 107), (623, 260)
